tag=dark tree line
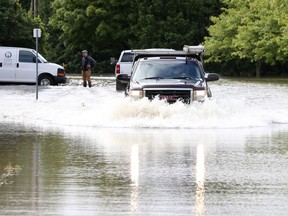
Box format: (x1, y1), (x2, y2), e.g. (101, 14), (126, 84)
(1, 0), (222, 73)
(1, 0), (288, 76)
(48, 0), (222, 73)
(0, 0), (44, 49)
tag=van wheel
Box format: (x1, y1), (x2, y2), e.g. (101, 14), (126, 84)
(116, 80), (126, 91)
(39, 75), (54, 86)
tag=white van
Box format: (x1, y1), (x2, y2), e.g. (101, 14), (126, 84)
(0, 46), (66, 85)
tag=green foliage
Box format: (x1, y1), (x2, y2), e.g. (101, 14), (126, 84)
(49, 0), (132, 72)
(48, 0), (221, 73)
(3, 0), (288, 76)
(205, 0), (288, 76)
(129, 0), (222, 49)
(0, 0), (46, 52)
(2, 0), (223, 73)
(38, 0), (53, 24)
(19, 0), (31, 11)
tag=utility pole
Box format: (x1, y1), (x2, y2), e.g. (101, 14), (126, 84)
(31, 0), (38, 18)
(34, 0), (37, 18)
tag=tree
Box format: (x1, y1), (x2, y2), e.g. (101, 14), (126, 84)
(49, 0), (132, 72)
(19, 0), (30, 11)
(129, 0), (222, 49)
(205, 0), (288, 77)
(0, 0), (45, 50)
(48, 0), (222, 72)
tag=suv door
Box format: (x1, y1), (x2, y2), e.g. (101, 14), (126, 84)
(16, 50), (38, 82)
(0, 49), (17, 82)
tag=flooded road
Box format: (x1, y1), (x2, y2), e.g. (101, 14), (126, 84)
(0, 77), (288, 215)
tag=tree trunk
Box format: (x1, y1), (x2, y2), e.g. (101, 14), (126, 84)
(30, 0), (38, 18)
(256, 60), (261, 78)
(29, 0), (33, 16)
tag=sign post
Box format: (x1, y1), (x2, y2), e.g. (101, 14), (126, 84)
(33, 28), (41, 100)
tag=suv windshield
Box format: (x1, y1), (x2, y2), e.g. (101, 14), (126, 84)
(132, 60), (203, 81)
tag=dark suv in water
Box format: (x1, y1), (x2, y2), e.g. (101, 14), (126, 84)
(117, 46), (219, 103)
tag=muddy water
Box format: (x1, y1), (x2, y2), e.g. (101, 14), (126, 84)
(0, 78), (288, 215)
(0, 124), (288, 215)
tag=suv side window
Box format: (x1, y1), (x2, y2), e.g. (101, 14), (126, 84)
(121, 53), (134, 62)
(19, 50), (35, 63)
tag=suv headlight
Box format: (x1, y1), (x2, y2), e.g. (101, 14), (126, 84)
(129, 90), (143, 99)
(193, 90), (207, 102)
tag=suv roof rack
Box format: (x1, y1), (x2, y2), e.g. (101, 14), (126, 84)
(130, 45), (205, 64)
(183, 45), (205, 55)
(133, 50), (203, 64)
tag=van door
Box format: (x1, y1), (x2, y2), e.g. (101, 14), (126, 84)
(0, 48), (17, 82)
(16, 50), (38, 83)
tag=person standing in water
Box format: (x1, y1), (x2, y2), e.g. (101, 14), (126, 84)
(81, 50), (96, 87)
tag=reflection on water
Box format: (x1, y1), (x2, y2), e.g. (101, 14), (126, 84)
(1, 124), (288, 215)
(31, 135), (40, 214)
(0, 163), (21, 187)
(130, 144), (139, 213)
(195, 143), (205, 216)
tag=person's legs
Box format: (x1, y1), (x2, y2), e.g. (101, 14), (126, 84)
(86, 69), (92, 87)
(82, 70), (87, 87)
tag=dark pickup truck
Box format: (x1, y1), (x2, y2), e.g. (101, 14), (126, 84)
(117, 46), (219, 103)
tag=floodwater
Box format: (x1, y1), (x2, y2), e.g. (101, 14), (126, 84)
(0, 77), (288, 215)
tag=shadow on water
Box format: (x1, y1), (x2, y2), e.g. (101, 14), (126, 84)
(0, 123), (288, 215)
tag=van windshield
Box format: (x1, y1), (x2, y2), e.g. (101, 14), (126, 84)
(38, 53), (48, 63)
(31, 50), (48, 63)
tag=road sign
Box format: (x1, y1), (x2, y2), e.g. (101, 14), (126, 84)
(33, 28), (41, 38)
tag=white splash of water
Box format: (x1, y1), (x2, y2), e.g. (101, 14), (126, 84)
(0, 78), (288, 129)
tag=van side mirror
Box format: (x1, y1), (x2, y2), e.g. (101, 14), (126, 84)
(117, 74), (130, 83)
(206, 73), (219, 82)
(33, 57), (36, 63)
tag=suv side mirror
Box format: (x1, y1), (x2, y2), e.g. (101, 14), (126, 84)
(206, 73), (219, 82)
(117, 74), (130, 83)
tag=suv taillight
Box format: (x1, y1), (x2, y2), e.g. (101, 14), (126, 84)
(115, 64), (120, 74)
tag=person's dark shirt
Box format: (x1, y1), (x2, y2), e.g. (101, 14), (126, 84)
(81, 56), (96, 71)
